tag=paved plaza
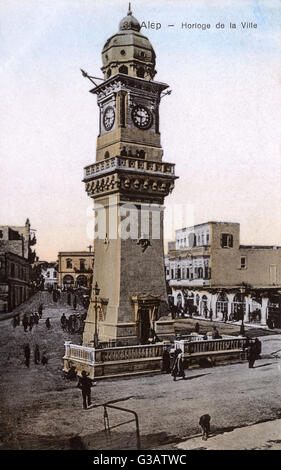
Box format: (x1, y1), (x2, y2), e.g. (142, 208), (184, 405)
(1, 294), (281, 450)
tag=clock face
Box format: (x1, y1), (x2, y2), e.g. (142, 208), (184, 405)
(132, 105), (153, 130)
(103, 106), (115, 131)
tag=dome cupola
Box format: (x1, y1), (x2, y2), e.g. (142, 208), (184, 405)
(101, 4), (156, 80)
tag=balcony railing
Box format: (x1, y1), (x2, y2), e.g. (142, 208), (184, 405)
(64, 336), (246, 368)
(64, 342), (165, 365)
(174, 337), (246, 355)
(84, 156), (175, 180)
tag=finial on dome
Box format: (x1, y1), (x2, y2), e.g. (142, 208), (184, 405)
(119, 4), (140, 32)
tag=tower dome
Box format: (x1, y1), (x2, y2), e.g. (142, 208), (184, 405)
(119, 4), (141, 32)
(101, 5), (156, 80)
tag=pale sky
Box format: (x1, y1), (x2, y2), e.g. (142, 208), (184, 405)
(1, 0), (281, 261)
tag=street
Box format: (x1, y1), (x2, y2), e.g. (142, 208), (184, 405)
(1, 293), (281, 450)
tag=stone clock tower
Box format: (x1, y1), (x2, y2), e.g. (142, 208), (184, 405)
(82, 6), (177, 347)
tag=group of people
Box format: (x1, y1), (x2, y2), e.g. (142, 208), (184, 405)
(23, 343), (48, 368)
(60, 312), (86, 334)
(162, 346), (185, 381)
(60, 313), (82, 334)
(19, 303), (44, 332)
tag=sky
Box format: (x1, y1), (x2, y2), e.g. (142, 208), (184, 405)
(0, 0), (281, 261)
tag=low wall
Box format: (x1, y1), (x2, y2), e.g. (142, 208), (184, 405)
(63, 336), (248, 379)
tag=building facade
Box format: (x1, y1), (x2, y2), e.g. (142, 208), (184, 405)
(58, 251), (94, 290)
(42, 263), (58, 290)
(0, 219), (36, 312)
(166, 222), (281, 327)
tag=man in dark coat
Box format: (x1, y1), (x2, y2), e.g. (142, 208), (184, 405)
(34, 344), (40, 364)
(254, 338), (262, 359)
(38, 303), (43, 318)
(171, 349), (185, 381)
(24, 344), (30, 367)
(162, 346), (171, 373)
(60, 313), (67, 330)
(41, 351), (48, 366)
(45, 317), (51, 329)
(77, 371), (94, 409)
(248, 341), (256, 368)
(22, 313), (28, 332)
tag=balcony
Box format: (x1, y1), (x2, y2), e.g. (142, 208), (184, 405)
(169, 278), (210, 288)
(84, 156), (176, 181)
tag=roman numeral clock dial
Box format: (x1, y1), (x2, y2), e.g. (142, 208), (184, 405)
(103, 106), (115, 131)
(132, 105), (153, 129)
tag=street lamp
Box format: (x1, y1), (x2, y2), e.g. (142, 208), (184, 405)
(239, 284), (246, 335)
(94, 281), (100, 349)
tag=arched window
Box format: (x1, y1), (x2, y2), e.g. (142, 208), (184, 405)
(104, 151), (110, 159)
(137, 67), (145, 78)
(66, 258), (72, 269)
(188, 233), (196, 247)
(138, 149), (145, 159)
(177, 293), (182, 308)
(107, 69), (111, 78)
(120, 147), (127, 156)
(119, 65), (128, 74)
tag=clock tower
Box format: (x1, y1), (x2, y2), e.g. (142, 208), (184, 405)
(82, 6), (177, 347)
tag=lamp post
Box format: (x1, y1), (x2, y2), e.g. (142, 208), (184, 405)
(93, 281), (100, 349)
(239, 284), (246, 335)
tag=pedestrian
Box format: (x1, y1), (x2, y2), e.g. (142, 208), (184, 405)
(53, 290), (58, 303)
(65, 366), (77, 380)
(60, 313), (67, 330)
(33, 312), (39, 325)
(77, 370), (94, 409)
(171, 349), (185, 381)
(38, 303), (43, 318)
(204, 306), (208, 319)
(68, 315), (74, 333)
(67, 293), (71, 306)
(29, 313), (34, 331)
(248, 341), (256, 368)
(73, 295), (77, 310)
(162, 346), (171, 373)
(212, 326), (221, 339)
(254, 338), (262, 359)
(209, 308), (213, 322)
(24, 344), (30, 368)
(41, 351), (48, 366)
(34, 344), (40, 364)
(22, 313), (28, 332)
(199, 414), (211, 440)
(45, 317), (51, 329)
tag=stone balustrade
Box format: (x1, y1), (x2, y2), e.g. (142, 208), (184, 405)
(64, 341), (164, 366)
(84, 156), (175, 180)
(174, 337), (247, 355)
(64, 341), (96, 365)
